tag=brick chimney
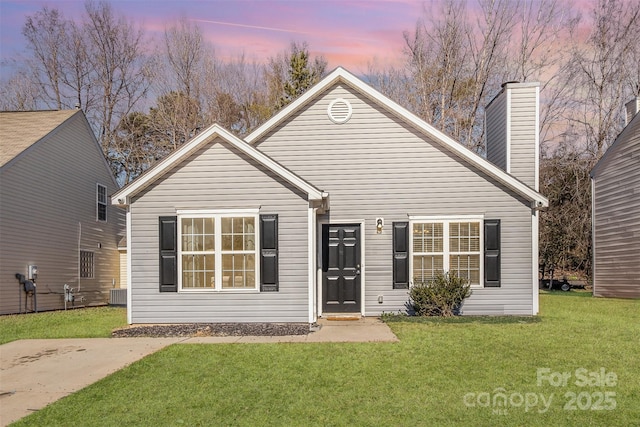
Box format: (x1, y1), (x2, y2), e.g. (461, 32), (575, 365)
(485, 82), (540, 191)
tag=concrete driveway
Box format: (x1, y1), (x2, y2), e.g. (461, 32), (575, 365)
(0, 338), (180, 426)
(0, 318), (397, 426)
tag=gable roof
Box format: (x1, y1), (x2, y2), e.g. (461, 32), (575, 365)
(0, 110), (79, 167)
(112, 124), (326, 206)
(591, 110), (640, 178)
(246, 67), (548, 207)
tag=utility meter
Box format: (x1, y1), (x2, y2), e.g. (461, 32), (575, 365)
(28, 265), (38, 281)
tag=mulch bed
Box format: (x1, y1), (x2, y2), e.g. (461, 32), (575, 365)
(112, 323), (310, 338)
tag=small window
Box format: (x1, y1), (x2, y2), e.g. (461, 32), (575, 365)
(97, 184), (107, 222)
(80, 250), (94, 278)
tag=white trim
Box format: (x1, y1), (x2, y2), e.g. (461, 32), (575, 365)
(245, 67), (547, 207)
(126, 208), (132, 324)
(506, 88), (512, 174)
(534, 86), (540, 191)
(177, 211), (260, 292)
(591, 178), (597, 294)
(308, 207), (317, 323)
(409, 214), (484, 221)
(177, 208), (260, 216)
(112, 124), (325, 205)
(409, 217), (484, 288)
(532, 209), (539, 315)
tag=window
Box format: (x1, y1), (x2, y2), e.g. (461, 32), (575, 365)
(178, 212), (258, 291)
(411, 218), (482, 287)
(97, 184), (107, 222)
(80, 250), (94, 278)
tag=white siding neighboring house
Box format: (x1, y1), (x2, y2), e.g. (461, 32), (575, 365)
(0, 110), (124, 314)
(113, 68), (547, 324)
(591, 99), (640, 298)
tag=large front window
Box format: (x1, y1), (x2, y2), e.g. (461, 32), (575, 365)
(179, 212), (258, 291)
(411, 218), (482, 287)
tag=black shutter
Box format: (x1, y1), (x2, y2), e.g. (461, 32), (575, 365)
(260, 214), (278, 292)
(393, 222), (409, 289)
(159, 216), (178, 292)
(484, 219), (501, 287)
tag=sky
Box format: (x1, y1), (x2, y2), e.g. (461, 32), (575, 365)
(0, 0), (427, 78)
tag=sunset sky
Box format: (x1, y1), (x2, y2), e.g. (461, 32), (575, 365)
(0, 0), (431, 78)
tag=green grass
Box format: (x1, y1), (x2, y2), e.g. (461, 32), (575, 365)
(11, 293), (640, 426)
(0, 307), (127, 344)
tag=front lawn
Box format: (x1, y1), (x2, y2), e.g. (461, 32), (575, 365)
(12, 293), (640, 426)
(0, 306), (127, 345)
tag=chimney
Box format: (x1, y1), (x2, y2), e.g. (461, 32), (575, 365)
(485, 81), (540, 191)
(625, 97), (639, 126)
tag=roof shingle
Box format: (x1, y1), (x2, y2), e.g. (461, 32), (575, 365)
(0, 110), (79, 167)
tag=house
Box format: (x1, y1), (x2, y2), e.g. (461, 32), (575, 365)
(0, 110), (124, 314)
(590, 98), (640, 298)
(112, 68), (548, 324)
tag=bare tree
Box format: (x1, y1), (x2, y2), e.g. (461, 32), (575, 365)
(84, 0), (153, 153)
(0, 71), (40, 111)
(21, 7), (68, 109)
(564, 0), (640, 157)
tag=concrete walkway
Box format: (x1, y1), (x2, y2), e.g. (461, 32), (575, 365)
(0, 318), (397, 426)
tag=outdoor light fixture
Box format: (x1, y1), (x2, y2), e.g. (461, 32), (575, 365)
(376, 217), (384, 234)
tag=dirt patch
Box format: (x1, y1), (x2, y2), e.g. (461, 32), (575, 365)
(112, 323), (310, 338)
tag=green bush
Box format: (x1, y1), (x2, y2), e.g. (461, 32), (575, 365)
(409, 272), (471, 317)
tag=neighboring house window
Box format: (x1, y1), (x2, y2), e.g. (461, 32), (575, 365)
(80, 250), (94, 278)
(97, 184), (107, 222)
(411, 218), (482, 287)
(179, 213), (258, 291)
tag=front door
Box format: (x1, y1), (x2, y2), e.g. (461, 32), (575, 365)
(322, 224), (361, 313)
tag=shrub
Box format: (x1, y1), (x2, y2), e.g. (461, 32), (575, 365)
(409, 272), (471, 317)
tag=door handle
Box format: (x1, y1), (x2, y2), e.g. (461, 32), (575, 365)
(355, 264), (361, 275)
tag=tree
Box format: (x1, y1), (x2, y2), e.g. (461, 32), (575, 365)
(84, 0), (154, 153)
(273, 42), (327, 110)
(564, 0), (640, 157)
(21, 7), (68, 109)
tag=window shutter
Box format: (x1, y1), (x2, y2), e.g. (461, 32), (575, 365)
(159, 216), (178, 292)
(260, 214), (278, 292)
(484, 219), (501, 287)
(392, 222), (409, 289)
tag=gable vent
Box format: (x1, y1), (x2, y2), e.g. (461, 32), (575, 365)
(327, 98), (352, 124)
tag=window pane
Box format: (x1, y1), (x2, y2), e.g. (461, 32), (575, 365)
(221, 217), (232, 233)
(413, 223), (443, 254)
(204, 218), (214, 234)
(222, 253), (255, 289)
(221, 234), (232, 251)
(412, 255), (443, 283)
(450, 254), (480, 286)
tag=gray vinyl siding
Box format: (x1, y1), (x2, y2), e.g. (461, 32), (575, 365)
(592, 114), (640, 298)
(486, 90), (507, 171)
(0, 113), (123, 314)
(129, 137), (310, 323)
(509, 86), (537, 189)
(256, 83), (536, 315)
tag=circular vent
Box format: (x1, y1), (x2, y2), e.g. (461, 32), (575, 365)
(327, 98), (352, 124)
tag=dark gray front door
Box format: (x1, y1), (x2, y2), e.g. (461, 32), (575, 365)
(322, 224), (361, 313)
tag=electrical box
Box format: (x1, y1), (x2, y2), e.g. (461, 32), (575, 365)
(28, 265), (38, 281)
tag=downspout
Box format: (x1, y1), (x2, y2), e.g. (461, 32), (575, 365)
(77, 222), (81, 292)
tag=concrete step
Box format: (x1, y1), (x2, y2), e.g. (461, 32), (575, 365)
(321, 313), (362, 321)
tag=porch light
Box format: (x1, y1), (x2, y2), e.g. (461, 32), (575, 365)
(376, 218), (384, 234)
